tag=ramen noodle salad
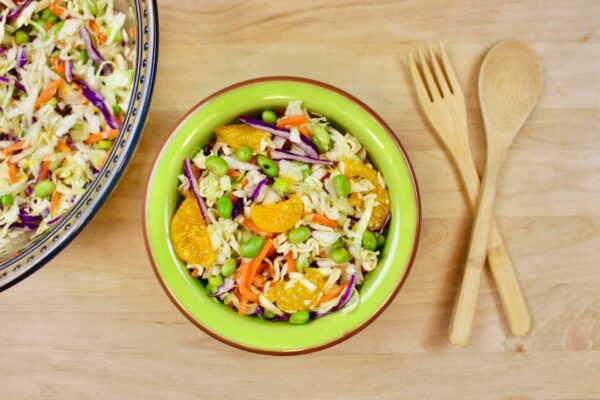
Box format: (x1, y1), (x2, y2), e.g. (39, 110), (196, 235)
(171, 100), (391, 324)
(0, 0), (134, 251)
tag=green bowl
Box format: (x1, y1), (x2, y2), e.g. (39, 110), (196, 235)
(143, 77), (421, 355)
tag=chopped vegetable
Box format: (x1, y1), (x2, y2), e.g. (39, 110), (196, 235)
(170, 101), (391, 322)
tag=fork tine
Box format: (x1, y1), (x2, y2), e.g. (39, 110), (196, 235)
(428, 45), (451, 97)
(438, 42), (460, 95)
(408, 53), (433, 105)
(418, 48), (441, 101)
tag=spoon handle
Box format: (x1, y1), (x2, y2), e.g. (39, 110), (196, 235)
(453, 155), (531, 336)
(447, 159), (502, 346)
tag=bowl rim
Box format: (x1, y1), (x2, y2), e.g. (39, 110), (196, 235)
(143, 76), (421, 355)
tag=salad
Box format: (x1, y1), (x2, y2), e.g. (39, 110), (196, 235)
(171, 101), (391, 324)
(0, 0), (134, 251)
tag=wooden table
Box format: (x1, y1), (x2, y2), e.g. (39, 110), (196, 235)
(2, 1), (599, 398)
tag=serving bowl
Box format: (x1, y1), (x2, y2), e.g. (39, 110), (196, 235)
(0, 0), (158, 291)
(144, 77), (420, 354)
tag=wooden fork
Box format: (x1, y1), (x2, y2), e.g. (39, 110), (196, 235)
(408, 43), (531, 339)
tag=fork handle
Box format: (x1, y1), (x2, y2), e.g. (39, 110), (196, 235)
(453, 154), (531, 337)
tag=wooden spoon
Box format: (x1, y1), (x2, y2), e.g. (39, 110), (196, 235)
(447, 41), (542, 346)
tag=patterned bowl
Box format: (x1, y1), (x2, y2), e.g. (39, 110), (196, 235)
(0, 0), (159, 291)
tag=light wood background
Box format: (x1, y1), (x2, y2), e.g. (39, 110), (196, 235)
(2, 1), (600, 399)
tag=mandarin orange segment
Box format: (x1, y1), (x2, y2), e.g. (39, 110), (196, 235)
(265, 268), (326, 312)
(170, 197), (216, 267)
(342, 157), (390, 230)
(249, 195), (304, 233)
(215, 124), (269, 152)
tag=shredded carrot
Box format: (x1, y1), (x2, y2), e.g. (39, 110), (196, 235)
(234, 260), (248, 282)
(299, 125), (312, 140)
(317, 283), (347, 306)
(89, 20), (107, 44)
(7, 160), (17, 184)
(35, 79), (63, 109)
(52, 57), (65, 75)
(39, 161), (50, 181)
(56, 140), (72, 154)
(239, 285), (259, 303)
(246, 239), (273, 287)
(286, 251), (295, 274)
(50, 2), (64, 17)
(44, 20), (53, 30)
(238, 296), (248, 316)
(115, 113), (124, 125)
(98, 146), (113, 168)
(252, 274), (266, 288)
(227, 169), (240, 178)
(2, 141), (24, 155)
(276, 115), (308, 128)
(129, 27), (136, 39)
(50, 191), (61, 215)
(241, 218), (271, 237)
(83, 129), (119, 144)
(237, 261), (260, 303)
(191, 268), (200, 278)
(309, 213), (338, 228)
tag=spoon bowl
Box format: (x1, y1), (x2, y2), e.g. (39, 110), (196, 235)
(479, 41), (543, 149)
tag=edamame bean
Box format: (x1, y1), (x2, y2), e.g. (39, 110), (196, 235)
(47, 97), (58, 108)
(208, 275), (224, 287)
(378, 234), (386, 249)
(205, 155), (229, 176)
(272, 177), (288, 196)
(332, 237), (343, 248)
(50, 21), (64, 35)
(333, 174), (350, 198)
(1, 194), (14, 207)
(239, 236), (266, 258)
(112, 104), (122, 115)
(46, 13), (58, 24)
(206, 283), (218, 294)
(14, 30), (29, 45)
(79, 49), (88, 64)
(288, 226), (310, 244)
(362, 230), (378, 251)
(331, 247), (351, 264)
(221, 258), (237, 277)
(261, 109), (277, 125)
(34, 179), (55, 198)
(236, 145), (253, 162)
(42, 8), (53, 19)
(289, 310), (310, 325)
(97, 140), (112, 150)
(311, 125), (331, 153)
(257, 155), (278, 177)
(216, 195), (233, 219)
(263, 310), (277, 319)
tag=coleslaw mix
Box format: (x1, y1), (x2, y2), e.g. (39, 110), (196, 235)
(171, 101), (392, 324)
(0, 0), (134, 250)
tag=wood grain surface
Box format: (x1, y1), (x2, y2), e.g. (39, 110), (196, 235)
(2, 1), (600, 399)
